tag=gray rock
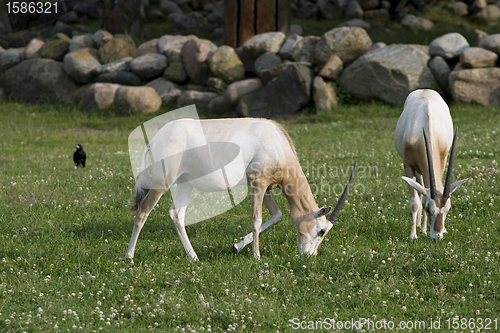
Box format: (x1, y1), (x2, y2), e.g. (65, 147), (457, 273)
(208, 45), (245, 83)
(206, 77), (228, 94)
(318, 0), (346, 20)
(160, 88), (182, 105)
(182, 38), (218, 85)
(450, 67), (500, 106)
(447, 2), (469, 16)
(224, 78), (263, 105)
(149, 9), (165, 20)
(137, 39), (159, 57)
(79, 83), (120, 110)
(429, 33), (469, 59)
(99, 34), (136, 64)
(0, 58), (78, 103)
(339, 44), (442, 104)
(313, 76), (337, 112)
(130, 53), (168, 80)
(177, 90), (217, 108)
(290, 24), (304, 36)
(93, 30), (113, 47)
(69, 35), (96, 53)
(157, 35), (197, 54)
(207, 10), (224, 24)
(64, 48), (102, 84)
(24, 38), (44, 59)
(58, 11), (79, 24)
(242, 32), (286, 58)
(279, 34), (304, 61)
(401, 14), (434, 32)
(91, 57), (132, 77)
(319, 54), (343, 79)
(255, 52), (282, 79)
(408, 44), (429, 55)
(208, 95), (234, 114)
(370, 42), (387, 51)
(479, 34), (500, 55)
(472, 29), (488, 47)
(163, 50), (188, 83)
(460, 47), (498, 68)
(364, 8), (390, 21)
(145, 77), (178, 97)
(0, 48), (24, 72)
(160, 0), (183, 14)
(428, 56), (451, 94)
(115, 86), (162, 115)
(235, 47), (255, 73)
(210, 28), (225, 41)
(95, 71), (142, 86)
(38, 38), (70, 61)
(295, 1), (319, 19)
(258, 61), (313, 84)
(246, 64), (313, 118)
(473, 4), (500, 24)
(345, 1), (363, 19)
(237, 92), (258, 117)
(337, 19), (371, 30)
(168, 13), (198, 30)
(314, 26), (372, 64)
(292, 36), (321, 63)
(357, 0), (379, 10)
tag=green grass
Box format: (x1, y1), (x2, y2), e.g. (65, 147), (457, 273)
(0, 101), (499, 332)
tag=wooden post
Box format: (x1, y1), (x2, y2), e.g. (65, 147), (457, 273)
(224, 0), (290, 48)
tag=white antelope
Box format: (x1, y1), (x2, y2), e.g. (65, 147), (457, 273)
(395, 89), (468, 239)
(126, 118), (356, 260)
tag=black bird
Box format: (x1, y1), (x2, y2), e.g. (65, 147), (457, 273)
(73, 144), (86, 168)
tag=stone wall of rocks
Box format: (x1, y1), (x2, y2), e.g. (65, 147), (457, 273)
(1, 25), (500, 115)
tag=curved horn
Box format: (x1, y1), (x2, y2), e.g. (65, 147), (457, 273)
(423, 127), (437, 199)
(328, 161), (357, 223)
(443, 127), (458, 199)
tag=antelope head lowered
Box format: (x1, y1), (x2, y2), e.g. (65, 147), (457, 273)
(127, 118), (357, 260)
(395, 89), (468, 240)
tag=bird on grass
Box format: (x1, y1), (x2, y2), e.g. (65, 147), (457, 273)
(73, 144), (86, 168)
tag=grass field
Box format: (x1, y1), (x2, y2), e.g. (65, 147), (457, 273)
(0, 100), (499, 332)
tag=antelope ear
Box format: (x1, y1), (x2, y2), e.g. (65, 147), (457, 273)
(401, 177), (429, 197)
(450, 178), (468, 194)
(314, 206), (332, 218)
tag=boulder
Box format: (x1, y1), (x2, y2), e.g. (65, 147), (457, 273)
(137, 39), (159, 56)
(71, 84), (93, 104)
(290, 24), (304, 36)
(450, 68), (500, 106)
(473, 5), (500, 24)
(90, 57), (132, 77)
(337, 19), (371, 30)
(93, 30), (113, 47)
(95, 71), (142, 86)
(245, 64), (312, 118)
(339, 44), (442, 104)
(181, 38), (218, 85)
(472, 29), (488, 46)
(79, 83), (121, 110)
(318, 0), (346, 20)
(224, 78), (263, 105)
(208, 45), (245, 83)
(114, 86), (162, 115)
(460, 47), (498, 68)
(428, 56), (451, 94)
(99, 34), (136, 64)
(408, 44), (429, 55)
(69, 35), (96, 53)
(237, 92), (259, 117)
(242, 32), (286, 58)
(313, 76), (337, 112)
(295, 1), (319, 19)
(206, 77), (228, 94)
(24, 38), (44, 60)
(278, 34), (303, 61)
(479, 34), (500, 55)
(314, 27), (372, 64)
(364, 8), (390, 21)
(235, 47), (256, 73)
(254, 52), (282, 80)
(447, 2), (469, 16)
(429, 33), (469, 59)
(357, 0), (379, 10)
(292, 36), (320, 63)
(177, 90), (217, 108)
(258, 61), (312, 84)
(63, 48), (102, 84)
(168, 13), (198, 30)
(401, 14), (434, 32)
(344, 1), (363, 19)
(160, 0), (183, 14)
(370, 42), (387, 51)
(38, 39), (70, 61)
(319, 54), (343, 79)
(160, 88), (182, 105)
(145, 77), (178, 96)
(157, 35), (197, 54)
(0, 48), (24, 72)
(208, 95), (234, 114)
(130, 53), (168, 80)
(163, 50), (188, 83)
(0, 59), (78, 103)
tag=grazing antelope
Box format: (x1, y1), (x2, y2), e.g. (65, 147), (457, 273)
(126, 118), (357, 260)
(395, 89), (468, 239)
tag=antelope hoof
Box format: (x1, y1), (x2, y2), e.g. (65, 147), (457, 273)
(409, 234), (418, 240)
(233, 244), (238, 255)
